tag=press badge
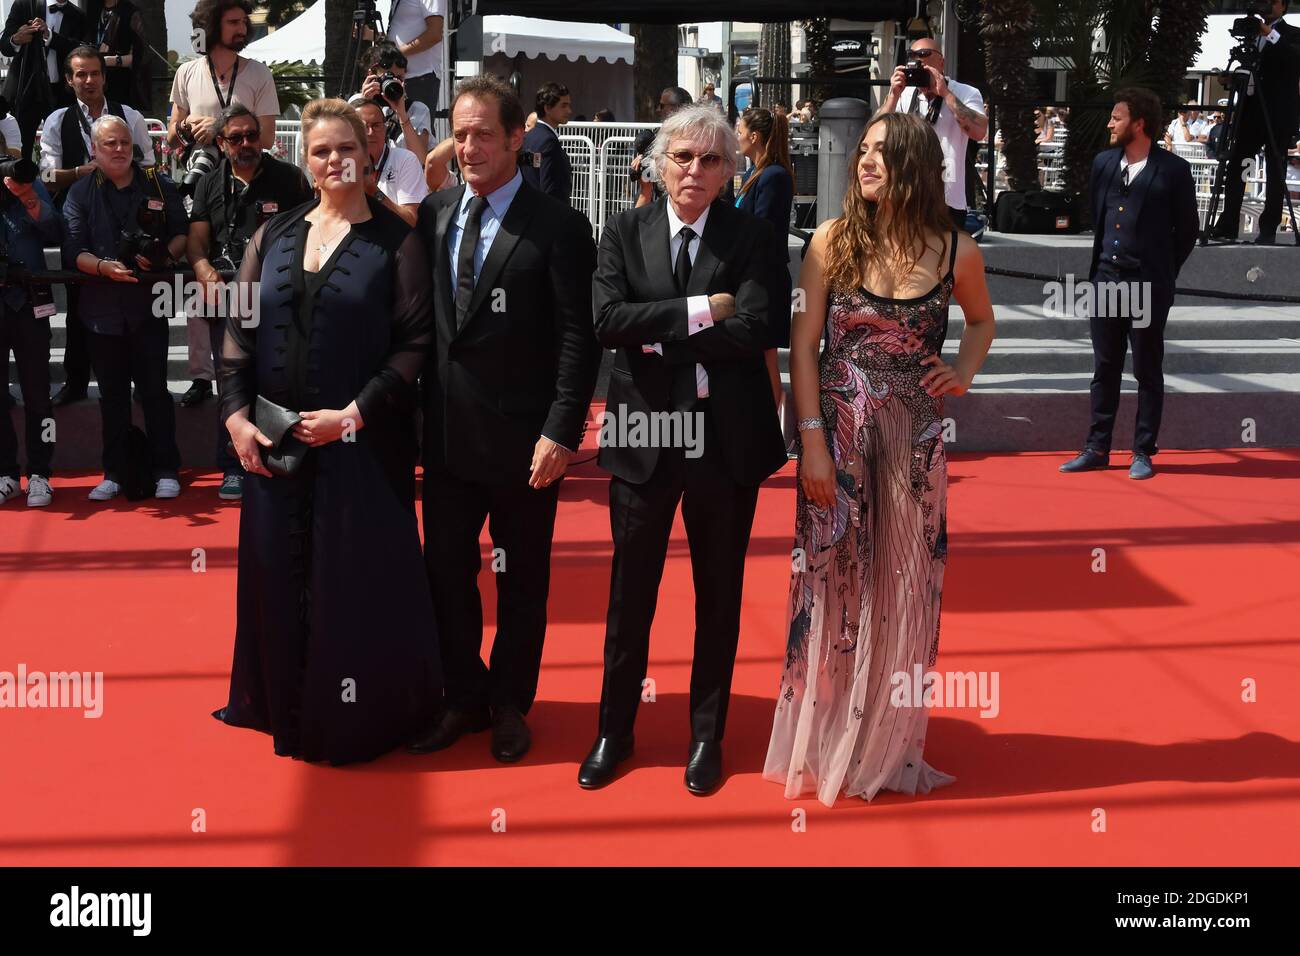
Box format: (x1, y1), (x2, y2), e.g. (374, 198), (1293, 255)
(30, 284), (56, 318)
(147, 199), (164, 212)
(261, 202), (278, 214)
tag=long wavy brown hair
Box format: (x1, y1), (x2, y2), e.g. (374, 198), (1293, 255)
(823, 112), (954, 294)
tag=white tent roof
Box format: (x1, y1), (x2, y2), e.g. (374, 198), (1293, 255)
(239, 5), (633, 67)
(483, 16), (633, 64)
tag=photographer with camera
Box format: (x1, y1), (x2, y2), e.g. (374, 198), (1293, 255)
(0, 161), (61, 508)
(39, 46), (154, 407)
(167, 0), (279, 195)
(62, 114), (188, 503)
(352, 96), (427, 227)
(356, 40), (431, 161)
(383, 0), (445, 116)
(1208, 0), (1300, 244)
(185, 103), (312, 499)
(1, 0), (90, 157)
(632, 86), (691, 209)
(875, 35), (988, 232)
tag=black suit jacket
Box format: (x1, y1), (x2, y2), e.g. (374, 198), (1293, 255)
(592, 197), (788, 487)
(1252, 17), (1300, 129)
(416, 177), (600, 484)
(0, 0), (89, 106)
(520, 122), (572, 203)
(1088, 145), (1199, 291)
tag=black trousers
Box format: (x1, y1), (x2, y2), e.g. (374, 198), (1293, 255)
(1085, 273), (1173, 457)
(422, 466), (561, 714)
(208, 315), (239, 474)
(87, 320), (180, 481)
(0, 303), (53, 478)
(61, 286), (92, 391)
(598, 407), (761, 743)
(1216, 99), (1299, 237)
(16, 82), (71, 158)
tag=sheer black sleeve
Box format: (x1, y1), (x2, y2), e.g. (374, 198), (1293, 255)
(218, 221), (267, 425)
(354, 228), (434, 427)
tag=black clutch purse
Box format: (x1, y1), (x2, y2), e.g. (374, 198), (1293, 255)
(252, 395), (308, 477)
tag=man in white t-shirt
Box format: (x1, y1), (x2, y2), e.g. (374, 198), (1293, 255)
(877, 35), (989, 231)
(385, 0), (444, 115)
(167, 0), (280, 160)
(354, 97), (428, 226)
(1164, 105), (1208, 146)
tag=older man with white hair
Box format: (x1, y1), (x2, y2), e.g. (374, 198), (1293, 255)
(580, 104), (789, 795)
(62, 113), (189, 502)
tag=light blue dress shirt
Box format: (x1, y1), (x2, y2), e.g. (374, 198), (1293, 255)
(447, 168), (524, 289)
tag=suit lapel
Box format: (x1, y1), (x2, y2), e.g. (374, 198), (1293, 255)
(434, 186), (462, 343)
(462, 181), (538, 329)
(638, 199), (673, 298)
(687, 201), (727, 296)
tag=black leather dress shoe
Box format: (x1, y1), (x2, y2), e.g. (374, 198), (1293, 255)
(180, 379), (213, 407)
(407, 705), (491, 754)
(577, 735), (634, 789)
(490, 706), (531, 763)
(52, 382), (88, 406)
(684, 740), (723, 795)
(1059, 448), (1109, 473)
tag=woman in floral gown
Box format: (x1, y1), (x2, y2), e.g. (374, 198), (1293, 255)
(764, 113), (995, 806)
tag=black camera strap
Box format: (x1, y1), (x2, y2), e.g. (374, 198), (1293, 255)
(375, 143), (390, 179)
(221, 156), (261, 246)
(207, 54), (240, 111)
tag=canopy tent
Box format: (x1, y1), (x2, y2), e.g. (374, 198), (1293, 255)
(239, 3), (636, 66)
(483, 16), (633, 64)
(467, 0), (913, 23)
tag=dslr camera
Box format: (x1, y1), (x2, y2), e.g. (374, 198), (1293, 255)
(175, 122), (218, 197)
(903, 61), (931, 88)
(117, 204), (168, 271)
(212, 200), (278, 272)
(378, 71), (405, 103)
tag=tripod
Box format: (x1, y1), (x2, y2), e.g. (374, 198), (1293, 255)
(1201, 38), (1300, 246)
(337, 0), (385, 99)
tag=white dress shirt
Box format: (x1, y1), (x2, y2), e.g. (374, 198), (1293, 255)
(643, 201), (714, 398)
(39, 98), (157, 171)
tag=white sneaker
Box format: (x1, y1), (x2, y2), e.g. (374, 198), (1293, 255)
(88, 478), (121, 501)
(26, 475), (52, 507)
(0, 476), (19, 504)
(155, 478), (181, 499)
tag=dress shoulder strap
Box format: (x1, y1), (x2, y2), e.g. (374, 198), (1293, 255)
(944, 227), (959, 281)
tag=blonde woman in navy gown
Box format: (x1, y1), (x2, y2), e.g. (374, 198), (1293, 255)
(214, 99), (442, 763)
(764, 113), (994, 805)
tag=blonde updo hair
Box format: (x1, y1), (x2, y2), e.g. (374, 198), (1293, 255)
(300, 98), (367, 167)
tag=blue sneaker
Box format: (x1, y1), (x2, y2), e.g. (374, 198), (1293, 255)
(1129, 454), (1154, 480)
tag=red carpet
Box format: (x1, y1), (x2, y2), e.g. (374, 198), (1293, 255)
(1, 443), (1297, 866)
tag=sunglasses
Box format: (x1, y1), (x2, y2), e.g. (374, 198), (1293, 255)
(908, 48), (939, 58)
(221, 131), (261, 145)
(667, 149), (723, 170)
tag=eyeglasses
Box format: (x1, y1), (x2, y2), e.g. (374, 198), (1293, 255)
(221, 131), (260, 145)
(666, 150), (723, 170)
(907, 48), (939, 58)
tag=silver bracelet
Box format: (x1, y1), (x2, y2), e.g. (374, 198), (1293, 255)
(797, 417), (825, 431)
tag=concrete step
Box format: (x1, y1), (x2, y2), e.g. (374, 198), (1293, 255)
(947, 303), (1300, 340)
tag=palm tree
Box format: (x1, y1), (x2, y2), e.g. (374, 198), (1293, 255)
(1032, 0), (1213, 215)
(972, 0), (1040, 193)
(633, 24), (678, 121)
(800, 18), (833, 107)
(757, 22), (791, 110)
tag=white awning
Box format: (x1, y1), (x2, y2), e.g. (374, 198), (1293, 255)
(243, 1), (325, 65)
(482, 16), (634, 65)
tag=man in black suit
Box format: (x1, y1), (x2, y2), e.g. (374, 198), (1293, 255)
(1209, 0), (1300, 244)
(578, 104), (788, 795)
(1061, 88), (1199, 481)
(0, 0), (89, 157)
(408, 74), (600, 764)
(520, 80), (572, 203)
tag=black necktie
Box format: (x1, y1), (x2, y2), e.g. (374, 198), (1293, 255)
(674, 225), (694, 294)
(670, 225), (699, 412)
(455, 195), (489, 326)
(1122, 165), (1130, 188)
